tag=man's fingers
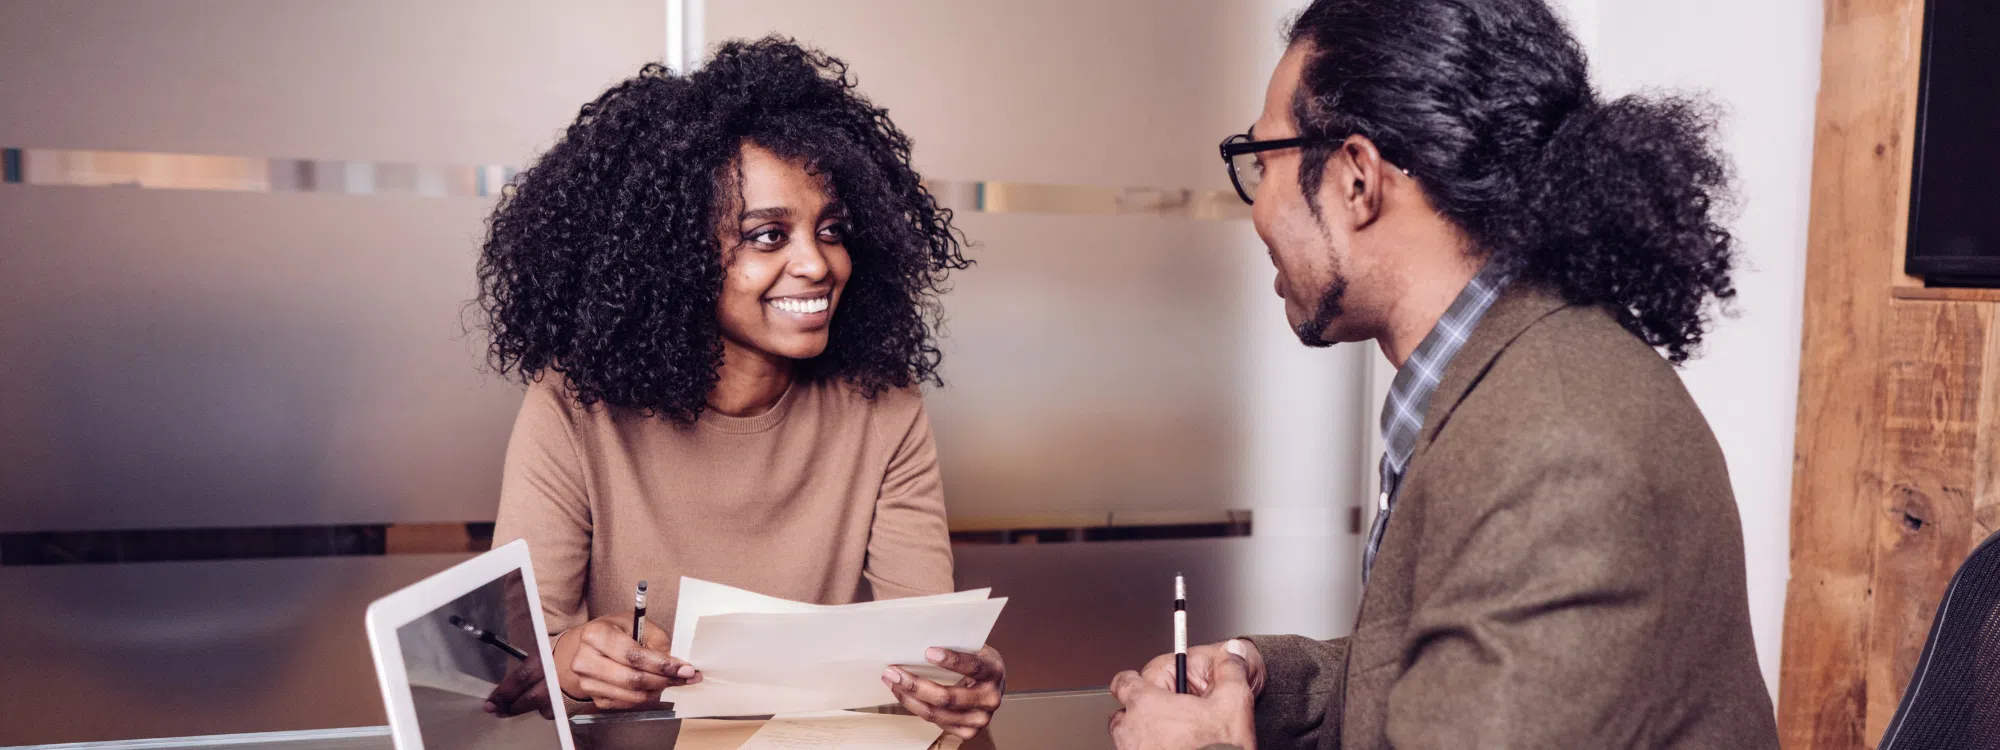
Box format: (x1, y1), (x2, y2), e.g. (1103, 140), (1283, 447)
(1207, 647), (1254, 700)
(1138, 653), (1178, 690)
(1109, 669), (1160, 706)
(1210, 642), (1251, 685)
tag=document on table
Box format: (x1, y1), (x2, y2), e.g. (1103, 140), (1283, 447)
(660, 577), (1006, 718)
(736, 711), (942, 750)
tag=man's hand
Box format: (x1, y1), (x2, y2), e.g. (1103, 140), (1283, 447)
(1137, 639), (1267, 698)
(1109, 639), (1259, 750)
(883, 645), (1006, 740)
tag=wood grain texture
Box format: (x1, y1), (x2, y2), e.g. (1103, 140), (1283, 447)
(1978, 319), (2000, 536)
(1865, 301), (1990, 737)
(1892, 286), (2000, 304)
(1780, 0), (1928, 747)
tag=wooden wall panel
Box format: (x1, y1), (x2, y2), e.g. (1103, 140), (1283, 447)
(1865, 301), (1991, 737)
(1779, 0), (1927, 746)
(1978, 319), (2000, 536)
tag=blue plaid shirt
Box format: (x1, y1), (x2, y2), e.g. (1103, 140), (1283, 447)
(1363, 262), (1510, 583)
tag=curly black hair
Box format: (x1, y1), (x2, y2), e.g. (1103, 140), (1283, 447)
(474, 37), (969, 423)
(1287, 0), (1736, 364)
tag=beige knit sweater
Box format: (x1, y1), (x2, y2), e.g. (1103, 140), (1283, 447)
(491, 376), (955, 639)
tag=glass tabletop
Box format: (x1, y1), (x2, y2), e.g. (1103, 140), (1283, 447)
(1, 690), (1119, 750)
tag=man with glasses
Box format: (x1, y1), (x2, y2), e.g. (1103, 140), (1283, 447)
(1106, 0), (1779, 748)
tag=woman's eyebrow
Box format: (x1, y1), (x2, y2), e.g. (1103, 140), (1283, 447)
(740, 206), (791, 222)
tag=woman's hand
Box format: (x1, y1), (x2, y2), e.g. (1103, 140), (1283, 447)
(552, 613), (701, 710)
(484, 648), (554, 719)
(882, 645), (1006, 740)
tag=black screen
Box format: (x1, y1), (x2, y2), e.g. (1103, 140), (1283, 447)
(1909, 0), (2000, 283)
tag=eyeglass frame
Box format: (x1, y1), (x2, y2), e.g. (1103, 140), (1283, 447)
(1218, 132), (1410, 206)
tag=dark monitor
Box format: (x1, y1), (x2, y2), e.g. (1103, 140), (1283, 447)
(1906, 0), (2000, 286)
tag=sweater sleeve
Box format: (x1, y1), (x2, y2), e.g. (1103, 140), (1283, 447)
(860, 394), (956, 599)
(491, 381), (596, 635)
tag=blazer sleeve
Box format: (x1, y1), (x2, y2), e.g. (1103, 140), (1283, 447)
(1384, 429), (1686, 747)
(860, 394), (955, 599)
(1243, 634), (1349, 749)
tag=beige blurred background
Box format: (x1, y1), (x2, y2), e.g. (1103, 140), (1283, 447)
(0, 0), (1817, 744)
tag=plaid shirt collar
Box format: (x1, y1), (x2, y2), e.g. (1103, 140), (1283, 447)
(1379, 262), (1511, 482)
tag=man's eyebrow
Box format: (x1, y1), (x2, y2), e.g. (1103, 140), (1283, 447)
(740, 207), (791, 222)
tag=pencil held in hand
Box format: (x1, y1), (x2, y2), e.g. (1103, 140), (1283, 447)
(633, 580), (649, 642)
(1174, 573), (1188, 694)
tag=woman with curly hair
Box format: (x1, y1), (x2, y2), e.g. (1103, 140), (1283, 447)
(479, 38), (999, 736)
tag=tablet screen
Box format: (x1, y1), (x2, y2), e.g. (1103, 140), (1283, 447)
(394, 569), (563, 750)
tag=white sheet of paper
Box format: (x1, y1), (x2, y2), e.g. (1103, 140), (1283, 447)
(661, 578), (1005, 717)
(737, 711), (942, 750)
(669, 577), (992, 661)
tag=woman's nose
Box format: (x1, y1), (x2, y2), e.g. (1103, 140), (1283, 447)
(787, 239), (830, 280)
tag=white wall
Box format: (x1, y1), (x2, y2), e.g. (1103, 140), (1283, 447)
(1236, 0), (1373, 641)
(1565, 0), (1821, 701)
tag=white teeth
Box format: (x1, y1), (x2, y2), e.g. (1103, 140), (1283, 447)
(770, 296), (830, 315)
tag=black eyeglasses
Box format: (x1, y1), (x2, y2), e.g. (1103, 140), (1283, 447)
(1221, 133), (1321, 205)
(1218, 132), (1410, 205)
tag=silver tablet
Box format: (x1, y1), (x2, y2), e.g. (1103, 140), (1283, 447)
(364, 539), (576, 750)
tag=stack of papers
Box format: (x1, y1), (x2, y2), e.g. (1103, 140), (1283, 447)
(661, 578), (1006, 718)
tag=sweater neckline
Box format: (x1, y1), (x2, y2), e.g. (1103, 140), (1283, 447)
(698, 380), (800, 434)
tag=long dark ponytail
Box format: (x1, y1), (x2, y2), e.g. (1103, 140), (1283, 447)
(1287, 0), (1736, 364)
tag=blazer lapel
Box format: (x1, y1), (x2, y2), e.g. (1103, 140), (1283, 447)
(1412, 283), (1571, 456)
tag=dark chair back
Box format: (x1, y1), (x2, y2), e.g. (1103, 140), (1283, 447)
(1880, 528), (2000, 750)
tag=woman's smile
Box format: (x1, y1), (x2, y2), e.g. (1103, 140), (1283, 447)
(765, 291), (834, 326)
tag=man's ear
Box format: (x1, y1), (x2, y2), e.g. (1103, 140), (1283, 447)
(1337, 135), (1389, 229)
